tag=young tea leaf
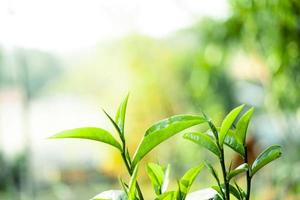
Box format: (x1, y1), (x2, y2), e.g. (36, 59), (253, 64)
(224, 130), (245, 157)
(132, 115), (206, 168)
(161, 164), (170, 193)
(183, 132), (221, 158)
(227, 163), (248, 181)
(219, 105), (244, 146)
(155, 191), (176, 200)
(49, 127), (122, 151)
(178, 164), (204, 199)
(236, 107), (254, 145)
(147, 163), (165, 195)
(115, 94), (129, 135)
(251, 145), (282, 177)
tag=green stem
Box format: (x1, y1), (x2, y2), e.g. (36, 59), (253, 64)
(121, 140), (144, 200)
(220, 148), (230, 200)
(244, 147), (251, 200)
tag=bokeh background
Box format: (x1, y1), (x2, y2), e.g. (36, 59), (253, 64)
(0, 0), (299, 199)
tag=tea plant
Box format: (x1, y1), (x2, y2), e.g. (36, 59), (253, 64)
(184, 105), (282, 200)
(49, 95), (206, 200)
(146, 162), (204, 200)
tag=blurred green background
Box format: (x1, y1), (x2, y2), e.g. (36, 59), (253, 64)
(0, 0), (299, 199)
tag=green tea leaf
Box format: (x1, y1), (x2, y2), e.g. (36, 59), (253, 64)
(102, 109), (122, 137)
(49, 127), (122, 151)
(184, 132), (221, 158)
(91, 190), (127, 200)
(212, 184), (240, 200)
(219, 105), (244, 146)
(128, 165), (139, 200)
(115, 94), (129, 135)
(251, 145), (282, 177)
(178, 164), (204, 199)
(236, 107), (254, 144)
(155, 191), (176, 200)
(132, 115), (206, 168)
(224, 129), (245, 157)
(147, 163), (165, 195)
(227, 163), (248, 181)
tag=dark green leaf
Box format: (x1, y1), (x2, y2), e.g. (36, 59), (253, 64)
(49, 127), (122, 151)
(236, 107), (254, 144)
(227, 163), (248, 181)
(219, 105), (244, 146)
(251, 145), (282, 177)
(115, 94), (129, 135)
(132, 115), (206, 168)
(184, 132), (220, 157)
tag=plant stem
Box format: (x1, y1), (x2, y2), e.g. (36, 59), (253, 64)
(244, 146), (251, 200)
(121, 142), (144, 200)
(220, 148), (230, 200)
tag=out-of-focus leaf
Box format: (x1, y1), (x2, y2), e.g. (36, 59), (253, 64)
(91, 190), (127, 200)
(236, 107), (254, 144)
(132, 115), (206, 168)
(212, 184), (240, 200)
(119, 177), (128, 195)
(227, 163), (248, 181)
(184, 132), (220, 157)
(224, 130), (245, 157)
(155, 191), (176, 200)
(128, 165), (139, 200)
(178, 164), (204, 199)
(251, 145), (282, 176)
(147, 163), (165, 195)
(115, 94), (129, 135)
(49, 127), (122, 151)
(219, 105), (244, 146)
(234, 181), (246, 199)
(186, 188), (217, 200)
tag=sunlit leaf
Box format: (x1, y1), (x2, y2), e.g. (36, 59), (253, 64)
(184, 132), (220, 157)
(236, 107), (254, 144)
(147, 163), (165, 195)
(162, 164), (170, 193)
(91, 190), (127, 200)
(132, 115), (206, 168)
(178, 164), (204, 199)
(49, 127), (122, 151)
(219, 105), (244, 146)
(227, 163), (248, 181)
(251, 145), (282, 177)
(115, 94), (129, 135)
(155, 191), (176, 200)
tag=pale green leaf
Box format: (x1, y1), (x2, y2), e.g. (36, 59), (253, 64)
(115, 94), (129, 135)
(184, 132), (220, 157)
(132, 115), (206, 167)
(178, 164), (204, 199)
(147, 163), (165, 195)
(155, 191), (176, 200)
(49, 127), (122, 151)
